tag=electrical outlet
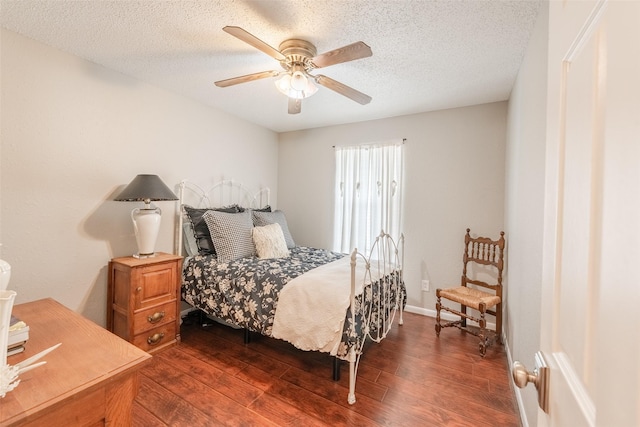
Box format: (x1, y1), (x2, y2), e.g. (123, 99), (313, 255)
(421, 280), (430, 292)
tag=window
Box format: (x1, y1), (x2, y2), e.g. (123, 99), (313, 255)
(333, 140), (404, 253)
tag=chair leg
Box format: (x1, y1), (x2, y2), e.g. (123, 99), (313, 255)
(461, 304), (467, 327)
(478, 303), (487, 357)
(496, 303), (503, 344)
(435, 290), (442, 336)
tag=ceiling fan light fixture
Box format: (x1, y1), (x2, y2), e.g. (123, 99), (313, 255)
(301, 77), (319, 97)
(275, 72), (318, 99)
(290, 70), (307, 91)
(275, 73), (292, 93)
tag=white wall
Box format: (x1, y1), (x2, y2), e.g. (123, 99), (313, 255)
(0, 29), (279, 326)
(278, 103), (507, 311)
(504, 2), (548, 426)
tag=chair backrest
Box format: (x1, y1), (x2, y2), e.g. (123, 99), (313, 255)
(461, 228), (505, 293)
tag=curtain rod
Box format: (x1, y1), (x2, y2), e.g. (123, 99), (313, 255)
(332, 138), (406, 148)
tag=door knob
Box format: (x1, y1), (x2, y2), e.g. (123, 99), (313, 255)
(512, 361), (540, 388)
(512, 351), (549, 413)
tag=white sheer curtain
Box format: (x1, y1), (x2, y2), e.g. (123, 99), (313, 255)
(333, 140), (404, 254)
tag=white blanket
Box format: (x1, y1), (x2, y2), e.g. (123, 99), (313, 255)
(271, 255), (395, 356)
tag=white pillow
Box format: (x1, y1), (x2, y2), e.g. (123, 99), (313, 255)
(252, 210), (296, 248)
(203, 210), (255, 262)
(252, 223), (290, 259)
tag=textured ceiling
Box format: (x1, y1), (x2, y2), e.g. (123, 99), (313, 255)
(0, 0), (541, 133)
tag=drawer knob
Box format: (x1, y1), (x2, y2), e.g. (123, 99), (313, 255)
(136, 286), (142, 293)
(147, 332), (165, 346)
(147, 311), (165, 324)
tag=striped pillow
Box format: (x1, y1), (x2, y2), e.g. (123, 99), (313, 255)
(203, 210), (255, 262)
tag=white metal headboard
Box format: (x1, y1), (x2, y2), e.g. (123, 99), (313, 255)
(175, 179), (271, 255)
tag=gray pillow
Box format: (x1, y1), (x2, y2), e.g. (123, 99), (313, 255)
(252, 210), (295, 248)
(203, 210), (255, 262)
(237, 205), (271, 213)
(181, 220), (199, 257)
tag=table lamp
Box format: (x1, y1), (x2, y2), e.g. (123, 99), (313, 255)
(115, 174), (178, 258)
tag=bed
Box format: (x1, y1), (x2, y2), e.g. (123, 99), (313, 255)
(175, 179), (405, 404)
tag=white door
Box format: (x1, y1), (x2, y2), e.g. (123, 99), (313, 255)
(529, 1), (640, 426)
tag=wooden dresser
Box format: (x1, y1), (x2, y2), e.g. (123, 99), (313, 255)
(107, 252), (183, 353)
(0, 298), (151, 426)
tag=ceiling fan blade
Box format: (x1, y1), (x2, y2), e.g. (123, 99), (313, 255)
(311, 41), (372, 68)
(288, 97), (302, 114)
(214, 70), (278, 87)
(223, 26), (286, 61)
(315, 75), (372, 105)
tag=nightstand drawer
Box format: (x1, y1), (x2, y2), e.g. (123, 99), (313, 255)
(133, 323), (177, 352)
(133, 300), (177, 334)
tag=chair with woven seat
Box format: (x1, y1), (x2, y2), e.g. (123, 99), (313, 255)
(435, 228), (505, 357)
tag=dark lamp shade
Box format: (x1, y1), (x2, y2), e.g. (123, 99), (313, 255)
(114, 174), (178, 202)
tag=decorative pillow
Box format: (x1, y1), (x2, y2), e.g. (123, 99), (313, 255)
(183, 205), (238, 255)
(224, 203), (244, 212)
(252, 223), (290, 259)
(237, 205), (271, 213)
(203, 210), (255, 262)
(252, 210), (295, 248)
(181, 220), (199, 257)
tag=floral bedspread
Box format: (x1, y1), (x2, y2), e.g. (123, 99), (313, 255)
(182, 246), (405, 360)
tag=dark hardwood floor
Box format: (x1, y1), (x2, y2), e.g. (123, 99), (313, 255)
(133, 311), (520, 426)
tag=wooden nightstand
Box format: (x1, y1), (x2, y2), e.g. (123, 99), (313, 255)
(107, 252), (183, 353)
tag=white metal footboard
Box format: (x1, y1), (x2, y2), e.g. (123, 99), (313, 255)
(348, 231), (405, 404)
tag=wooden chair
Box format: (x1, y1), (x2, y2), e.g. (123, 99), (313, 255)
(435, 228), (505, 357)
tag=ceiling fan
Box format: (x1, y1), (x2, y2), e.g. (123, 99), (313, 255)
(214, 26), (373, 114)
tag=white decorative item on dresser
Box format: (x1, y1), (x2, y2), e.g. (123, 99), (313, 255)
(0, 257), (11, 291)
(0, 291), (16, 390)
(0, 254), (16, 397)
(0, 256), (60, 399)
